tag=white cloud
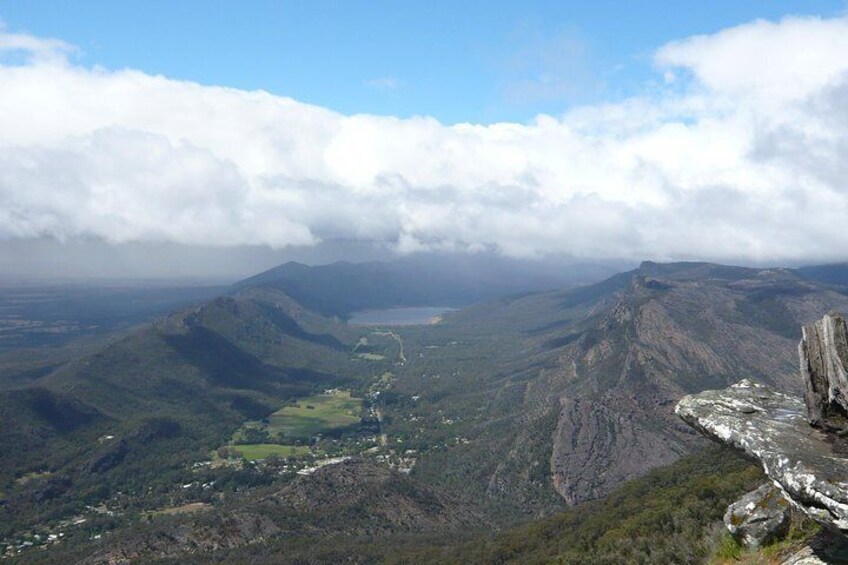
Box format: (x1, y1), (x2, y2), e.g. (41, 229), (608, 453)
(655, 16), (848, 102)
(3, 15), (848, 263)
(0, 20), (76, 65)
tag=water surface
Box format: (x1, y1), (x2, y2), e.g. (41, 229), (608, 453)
(348, 306), (455, 326)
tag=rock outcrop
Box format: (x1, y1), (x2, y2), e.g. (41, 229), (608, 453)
(724, 483), (790, 548)
(677, 379), (848, 533)
(800, 313), (848, 431)
(677, 312), (848, 547)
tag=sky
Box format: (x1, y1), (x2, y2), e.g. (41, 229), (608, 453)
(1, 1), (848, 278)
(2, 0), (845, 123)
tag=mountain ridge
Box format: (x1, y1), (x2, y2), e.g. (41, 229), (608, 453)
(390, 261), (848, 511)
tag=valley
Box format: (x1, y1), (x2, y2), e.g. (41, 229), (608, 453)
(0, 284), (465, 560)
(3, 260), (848, 562)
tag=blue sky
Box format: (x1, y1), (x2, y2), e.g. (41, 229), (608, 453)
(1, 0), (845, 123)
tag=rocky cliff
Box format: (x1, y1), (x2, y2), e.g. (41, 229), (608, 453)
(676, 313), (848, 562)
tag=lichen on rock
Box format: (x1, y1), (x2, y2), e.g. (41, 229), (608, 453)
(724, 483), (790, 549)
(676, 379), (848, 534)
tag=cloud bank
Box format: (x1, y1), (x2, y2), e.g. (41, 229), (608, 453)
(2, 15), (848, 263)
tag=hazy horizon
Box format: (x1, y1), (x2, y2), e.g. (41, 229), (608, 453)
(0, 236), (841, 286)
(0, 237), (640, 284)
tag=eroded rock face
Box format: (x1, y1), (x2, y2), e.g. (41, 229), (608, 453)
(800, 313), (848, 431)
(550, 395), (684, 505)
(724, 483), (790, 548)
(676, 380), (848, 534)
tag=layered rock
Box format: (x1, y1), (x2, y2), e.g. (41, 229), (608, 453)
(724, 483), (790, 548)
(676, 380), (848, 534)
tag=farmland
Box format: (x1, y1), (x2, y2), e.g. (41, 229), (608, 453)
(268, 390), (363, 439)
(230, 444), (312, 461)
(221, 390), (368, 462)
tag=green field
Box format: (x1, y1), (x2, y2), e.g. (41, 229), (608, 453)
(268, 390), (363, 438)
(231, 444), (312, 460)
(356, 352), (386, 360)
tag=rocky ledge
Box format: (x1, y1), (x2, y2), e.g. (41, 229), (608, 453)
(676, 379), (848, 533)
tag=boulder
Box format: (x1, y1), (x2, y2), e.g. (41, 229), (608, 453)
(676, 380), (848, 534)
(799, 313), (848, 431)
(724, 483), (790, 548)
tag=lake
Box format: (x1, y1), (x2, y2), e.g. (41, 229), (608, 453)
(348, 306), (456, 326)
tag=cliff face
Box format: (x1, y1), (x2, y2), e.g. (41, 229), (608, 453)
(547, 269), (848, 505)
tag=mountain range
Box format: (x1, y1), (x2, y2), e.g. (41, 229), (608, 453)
(234, 255), (620, 317)
(3, 259), (848, 562)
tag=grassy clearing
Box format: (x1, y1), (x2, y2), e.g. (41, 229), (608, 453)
(15, 471), (52, 486)
(356, 352), (386, 361)
(232, 444), (313, 460)
(223, 390), (365, 457)
(268, 390), (363, 438)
